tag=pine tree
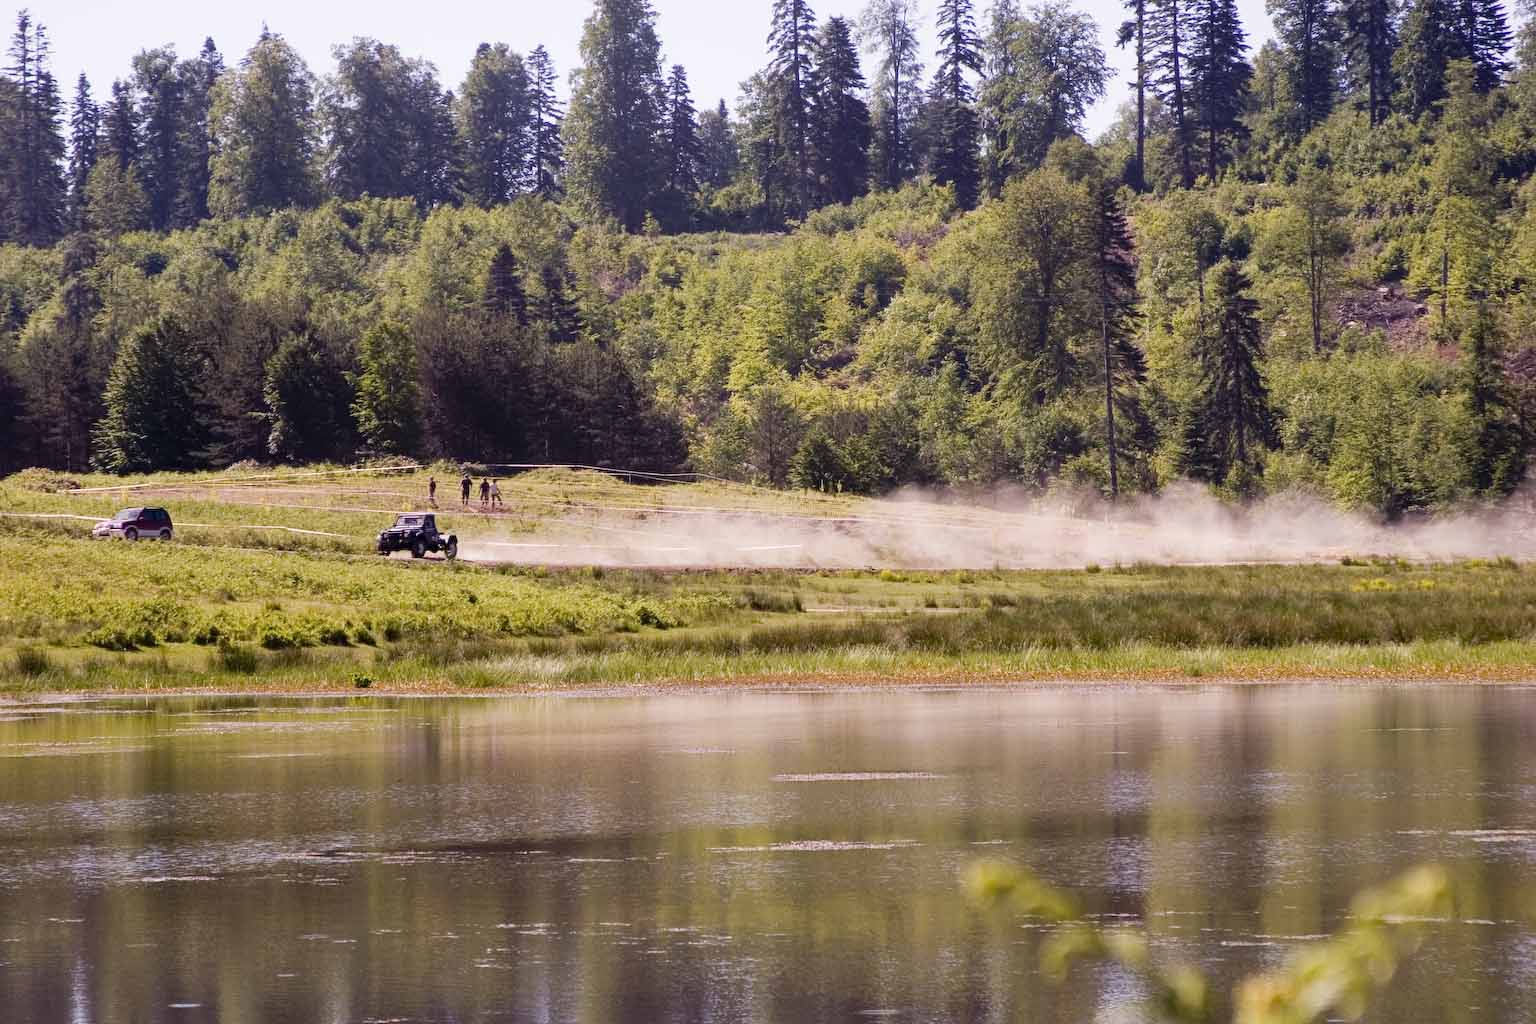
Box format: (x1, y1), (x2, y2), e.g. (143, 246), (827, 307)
(564, 0), (667, 232)
(410, 80), (460, 210)
(1148, 0), (1197, 187)
(664, 65), (701, 195)
(1118, 0), (1150, 189)
(1091, 181), (1145, 500)
(1271, 0), (1341, 134)
(1462, 300), (1523, 493)
(1395, 0), (1511, 115)
(768, 0), (818, 216)
(1341, 0), (1397, 124)
(131, 46), (184, 230)
(484, 245), (530, 326)
(456, 42), (532, 207)
(67, 73), (98, 229)
(323, 39), (451, 205)
(208, 29), (319, 217)
(1462, 0), (1512, 92)
(93, 316), (210, 472)
(100, 79), (139, 171)
(698, 98), (740, 189)
(930, 0), (983, 208)
(1181, 261), (1276, 490)
(859, 0), (925, 190)
(980, 0), (1022, 196)
(527, 46), (564, 199)
(263, 332), (354, 462)
(4, 11), (67, 246)
(809, 17), (871, 206)
(174, 39), (223, 227)
(1188, 0), (1251, 180)
(537, 264), (583, 343)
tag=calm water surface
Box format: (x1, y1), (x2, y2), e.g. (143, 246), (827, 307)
(2, 686), (1535, 1023)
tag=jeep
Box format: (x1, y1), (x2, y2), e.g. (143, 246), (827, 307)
(377, 513), (458, 560)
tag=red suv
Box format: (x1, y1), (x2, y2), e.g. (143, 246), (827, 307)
(92, 507), (175, 542)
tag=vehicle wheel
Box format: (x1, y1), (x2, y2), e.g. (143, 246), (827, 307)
(445, 539), (458, 561)
(124, 528), (138, 542)
(411, 540), (426, 559)
(159, 529), (172, 542)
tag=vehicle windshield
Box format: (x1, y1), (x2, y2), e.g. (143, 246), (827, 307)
(113, 509), (143, 522)
(395, 516), (425, 528)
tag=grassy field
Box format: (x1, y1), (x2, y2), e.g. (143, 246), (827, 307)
(3, 464), (1536, 696)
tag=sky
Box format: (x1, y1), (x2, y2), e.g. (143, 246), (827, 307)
(29, 0), (1276, 139)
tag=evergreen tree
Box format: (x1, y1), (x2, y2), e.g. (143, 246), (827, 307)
(1395, 0), (1511, 115)
(92, 316), (209, 472)
(664, 64), (701, 195)
(4, 11), (67, 246)
(351, 320), (421, 456)
(1395, 0), (1457, 114)
(1460, 0), (1512, 92)
(698, 98), (740, 189)
(100, 79), (139, 171)
(1188, 0), (1252, 180)
(323, 38), (453, 207)
(527, 45), (565, 199)
(484, 244), (530, 326)
(208, 29), (319, 217)
(1341, 0), (1397, 124)
(1148, 0), (1197, 187)
(809, 17), (870, 206)
(84, 158), (150, 234)
(173, 38), (222, 227)
(131, 46), (184, 230)
(1270, 0), (1341, 134)
(66, 73), (98, 229)
(408, 78), (460, 210)
(564, 0), (667, 232)
(930, 0), (983, 208)
(1091, 180), (1145, 499)
(1181, 261), (1276, 490)
(1118, 0), (1150, 189)
(768, 0), (818, 216)
(456, 42), (532, 207)
(1462, 301), (1523, 492)
(263, 332), (354, 462)
(859, 0), (925, 189)
(537, 264), (583, 343)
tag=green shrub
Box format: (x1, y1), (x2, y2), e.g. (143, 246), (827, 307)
(14, 647), (52, 677)
(216, 643), (260, 675)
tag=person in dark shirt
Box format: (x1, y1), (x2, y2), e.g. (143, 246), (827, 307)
(460, 473), (472, 507)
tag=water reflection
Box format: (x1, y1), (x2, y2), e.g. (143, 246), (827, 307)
(1, 687), (1534, 1023)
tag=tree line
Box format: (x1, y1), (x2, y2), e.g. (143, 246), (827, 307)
(2, 0), (1535, 517)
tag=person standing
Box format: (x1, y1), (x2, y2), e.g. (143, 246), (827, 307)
(460, 472), (472, 507)
(479, 478), (491, 508)
(490, 479), (503, 509)
(428, 476), (438, 507)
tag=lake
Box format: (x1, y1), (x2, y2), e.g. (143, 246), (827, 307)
(2, 686), (1534, 1023)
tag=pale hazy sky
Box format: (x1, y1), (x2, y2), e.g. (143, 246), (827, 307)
(30, 0), (1275, 138)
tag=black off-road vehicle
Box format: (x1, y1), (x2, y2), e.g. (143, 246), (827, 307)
(377, 513), (458, 560)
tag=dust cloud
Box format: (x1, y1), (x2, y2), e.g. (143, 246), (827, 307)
(456, 482), (1536, 571)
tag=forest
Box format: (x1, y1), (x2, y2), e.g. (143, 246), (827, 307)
(2, 0), (1536, 517)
